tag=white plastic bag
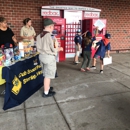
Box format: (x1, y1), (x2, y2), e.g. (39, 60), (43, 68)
(103, 56), (112, 65)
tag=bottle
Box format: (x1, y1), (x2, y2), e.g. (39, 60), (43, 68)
(54, 39), (56, 48)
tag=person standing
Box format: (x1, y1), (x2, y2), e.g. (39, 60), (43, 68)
(80, 27), (98, 72)
(74, 29), (82, 64)
(36, 18), (63, 97)
(91, 33), (111, 74)
(0, 16), (17, 48)
(20, 18), (36, 46)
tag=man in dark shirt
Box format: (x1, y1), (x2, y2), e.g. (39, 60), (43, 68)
(0, 16), (17, 48)
(74, 29), (82, 64)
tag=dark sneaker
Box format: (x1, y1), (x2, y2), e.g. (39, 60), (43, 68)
(50, 87), (53, 91)
(73, 62), (78, 65)
(100, 70), (103, 74)
(42, 91), (56, 98)
(90, 66), (96, 70)
(44, 87), (53, 92)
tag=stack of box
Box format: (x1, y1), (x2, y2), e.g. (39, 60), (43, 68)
(19, 41), (32, 58)
(0, 49), (6, 66)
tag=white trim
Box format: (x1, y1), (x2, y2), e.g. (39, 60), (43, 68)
(42, 5), (101, 12)
(66, 53), (75, 58)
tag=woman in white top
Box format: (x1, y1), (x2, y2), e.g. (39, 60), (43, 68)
(20, 18), (36, 46)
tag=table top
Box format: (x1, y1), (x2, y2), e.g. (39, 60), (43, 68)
(0, 53), (39, 85)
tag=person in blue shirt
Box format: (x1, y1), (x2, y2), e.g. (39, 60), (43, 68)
(91, 33), (111, 74)
(74, 29), (82, 64)
(80, 27), (98, 72)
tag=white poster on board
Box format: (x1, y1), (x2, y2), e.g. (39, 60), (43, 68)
(94, 19), (105, 31)
(64, 10), (82, 24)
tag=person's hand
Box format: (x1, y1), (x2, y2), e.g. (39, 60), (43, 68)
(28, 36), (33, 40)
(14, 42), (18, 47)
(108, 55), (110, 58)
(94, 26), (99, 30)
(60, 47), (63, 51)
(96, 26), (99, 29)
(54, 40), (59, 48)
(58, 47), (63, 51)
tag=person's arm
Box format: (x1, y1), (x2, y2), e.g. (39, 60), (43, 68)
(106, 43), (111, 58)
(49, 35), (62, 53)
(54, 37), (63, 51)
(21, 35), (33, 40)
(9, 28), (18, 46)
(94, 26), (99, 37)
(91, 27), (98, 45)
(81, 30), (88, 37)
(92, 36), (96, 44)
(107, 50), (110, 58)
(95, 41), (101, 50)
(31, 27), (36, 39)
(75, 36), (81, 51)
(57, 47), (63, 51)
(76, 43), (80, 51)
(12, 35), (18, 46)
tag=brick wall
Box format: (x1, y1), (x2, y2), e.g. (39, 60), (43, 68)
(0, 0), (130, 50)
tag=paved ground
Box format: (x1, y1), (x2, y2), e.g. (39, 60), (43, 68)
(0, 52), (130, 130)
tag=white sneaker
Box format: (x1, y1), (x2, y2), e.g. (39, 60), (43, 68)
(75, 61), (81, 64)
(90, 66), (96, 70)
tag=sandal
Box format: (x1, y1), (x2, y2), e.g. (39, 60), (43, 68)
(80, 68), (86, 72)
(86, 68), (90, 71)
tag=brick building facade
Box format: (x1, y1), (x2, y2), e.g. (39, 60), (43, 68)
(0, 0), (130, 51)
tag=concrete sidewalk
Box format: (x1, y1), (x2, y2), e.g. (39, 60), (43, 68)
(0, 53), (130, 130)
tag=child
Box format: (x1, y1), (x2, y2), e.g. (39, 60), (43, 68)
(74, 29), (82, 64)
(91, 33), (111, 74)
(80, 27), (98, 72)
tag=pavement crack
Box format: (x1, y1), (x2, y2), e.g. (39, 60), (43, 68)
(109, 66), (130, 77)
(57, 91), (130, 105)
(117, 81), (130, 90)
(23, 102), (28, 130)
(53, 96), (71, 130)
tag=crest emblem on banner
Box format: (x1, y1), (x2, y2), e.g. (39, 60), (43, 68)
(12, 76), (22, 95)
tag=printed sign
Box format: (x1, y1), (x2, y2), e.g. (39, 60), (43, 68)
(42, 5), (101, 12)
(84, 12), (100, 18)
(41, 9), (60, 16)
